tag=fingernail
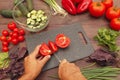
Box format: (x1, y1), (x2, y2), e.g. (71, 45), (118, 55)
(47, 55), (51, 58)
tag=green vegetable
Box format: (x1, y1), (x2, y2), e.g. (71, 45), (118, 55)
(94, 28), (120, 52)
(14, 0), (29, 16)
(0, 9), (22, 18)
(43, 0), (67, 16)
(27, 10), (48, 29)
(26, 0), (34, 11)
(0, 52), (10, 69)
(48, 64), (120, 80)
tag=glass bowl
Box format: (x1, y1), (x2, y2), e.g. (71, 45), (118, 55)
(12, 0), (51, 32)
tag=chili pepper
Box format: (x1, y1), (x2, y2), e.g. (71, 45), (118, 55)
(77, 0), (92, 14)
(62, 0), (77, 15)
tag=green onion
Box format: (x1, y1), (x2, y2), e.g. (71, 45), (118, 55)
(43, 0), (67, 16)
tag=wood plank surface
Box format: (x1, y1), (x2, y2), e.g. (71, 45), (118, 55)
(0, 0), (120, 80)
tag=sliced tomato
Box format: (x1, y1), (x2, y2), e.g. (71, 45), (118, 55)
(48, 41), (58, 54)
(39, 43), (52, 56)
(55, 34), (70, 48)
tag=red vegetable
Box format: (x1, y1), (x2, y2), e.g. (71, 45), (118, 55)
(0, 36), (7, 41)
(2, 46), (9, 52)
(18, 36), (25, 42)
(102, 0), (113, 9)
(2, 41), (9, 47)
(110, 18), (120, 31)
(19, 29), (25, 35)
(62, 0), (77, 15)
(7, 22), (17, 31)
(106, 7), (120, 20)
(11, 38), (19, 45)
(77, 0), (92, 14)
(39, 43), (52, 56)
(55, 34), (70, 48)
(13, 28), (19, 33)
(7, 36), (12, 43)
(11, 32), (19, 38)
(2, 30), (9, 36)
(89, 2), (106, 17)
(48, 41), (58, 53)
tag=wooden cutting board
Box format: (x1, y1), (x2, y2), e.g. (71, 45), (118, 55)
(25, 23), (94, 71)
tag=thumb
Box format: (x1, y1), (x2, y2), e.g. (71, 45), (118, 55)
(39, 55), (51, 67)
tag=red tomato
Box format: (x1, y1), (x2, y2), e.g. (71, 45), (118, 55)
(39, 43), (52, 56)
(9, 32), (13, 36)
(102, 0), (113, 9)
(89, 2), (106, 17)
(0, 36), (7, 41)
(8, 22), (17, 31)
(19, 29), (25, 35)
(13, 28), (19, 33)
(2, 41), (9, 47)
(18, 36), (25, 42)
(2, 46), (9, 52)
(106, 7), (120, 20)
(48, 41), (58, 53)
(12, 32), (19, 38)
(2, 30), (9, 36)
(11, 38), (19, 45)
(110, 18), (120, 31)
(55, 34), (70, 48)
(7, 37), (12, 43)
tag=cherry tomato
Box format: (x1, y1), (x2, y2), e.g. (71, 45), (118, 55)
(2, 30), (9, 36)
(2, 41), (9, 47)
(55, 34), (70, 48)
(2, 46), (9, 52)
(106, 7), (120, 20)
(19, 29), (25, 35)
(48, 41), (58, 54)
(110, 18), (120, 31)
(39, 43), (52, 56)
(12, 32), (19, 38)
(9, 32), (13, 36)
(102, 0), (113, 9)
(8, 22), (17, 30)
(13, 28), (19, 33)
(89, 2), (106, 17)
(0, 36), (7, 41)
(11, 38), (19, 45)
(18, 36), (25, 42)
(7, 36), (12, 43)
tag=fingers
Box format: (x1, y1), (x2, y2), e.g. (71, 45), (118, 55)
(31, 45), (41, 57)
(38, 55), (51, 67)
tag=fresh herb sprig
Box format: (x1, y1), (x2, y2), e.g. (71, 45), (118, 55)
(94, 28), (120, 52)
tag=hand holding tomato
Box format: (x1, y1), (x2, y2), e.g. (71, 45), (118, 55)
(89, 2), (106, 17)
(19, 45), (51, 80)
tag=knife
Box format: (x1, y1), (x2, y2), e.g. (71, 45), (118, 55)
(53, 53), (62, 63)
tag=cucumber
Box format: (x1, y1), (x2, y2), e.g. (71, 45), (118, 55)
(0, 9), (22, 18)
(14, 0), (29, 17)
(26, 0), (34, 11)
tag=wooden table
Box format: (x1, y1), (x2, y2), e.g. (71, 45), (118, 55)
(0, 0), (120, 80)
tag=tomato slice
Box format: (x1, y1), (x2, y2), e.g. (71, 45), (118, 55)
(39, 43), (52, 56)
(55, 34), (70, 48)
(48, 41), (58, 54)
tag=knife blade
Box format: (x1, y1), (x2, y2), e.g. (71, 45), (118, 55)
(53, 53), (61, 63)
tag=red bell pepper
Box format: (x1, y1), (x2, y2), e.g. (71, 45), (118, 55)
(77, 0), (92, 14)
(62, 0), (77, 15)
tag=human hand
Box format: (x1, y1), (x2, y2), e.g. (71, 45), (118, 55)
(19, 45), (51, 80)
(58, 59), (87, 80)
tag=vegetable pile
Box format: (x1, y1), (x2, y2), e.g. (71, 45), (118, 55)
(0, 47), (28, 80)
(0, 22), (25, 52)
(94, 28), (120, 53)
(49, 65), (120, 80)
(39, 34), (70, 56)
(27, 10), (48, 29)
